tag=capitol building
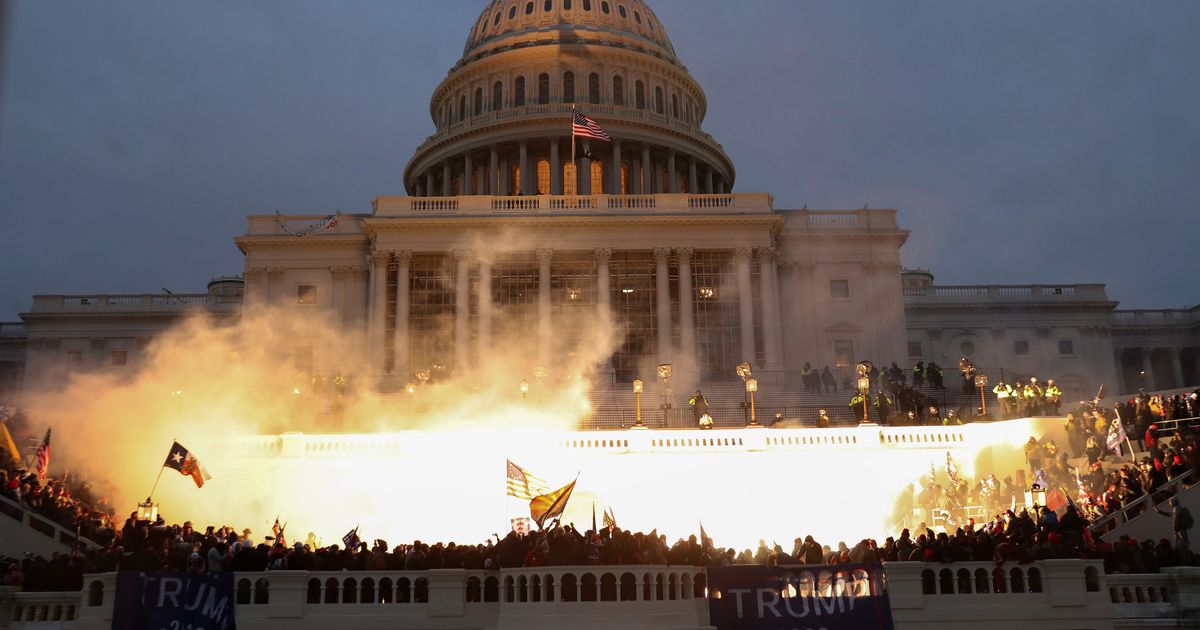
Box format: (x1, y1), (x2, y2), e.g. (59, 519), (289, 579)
(3, 0), (1197, 407)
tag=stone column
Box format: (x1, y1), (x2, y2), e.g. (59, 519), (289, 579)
(579, 152), (591, 195)
(415, 181), (424, 197)
(368, 253), (390, 373)
(631, 157), (642, 194)
(394, 251), (412, 379)
(489, 145), (499, 195)
(454, 250), (471, 373)
(667, 150), (677, 193)
(537, 248), (554, 367)
(641, 145), (651, 193)
(425, 172), (434, 197)
(760, 247), (783, 369)
(654, 247), (672, 364)
(463, 153), (474, 195)
(734, 247), (756, 366)
(611, 139), (623, 195)
(1170, 347), (1186, 389)
(499, 158), (509, 195)
(519, 140), (530, 195)
(477, 255), (492, 364)
(1141, 350), (1156, 390)
(550, 138), (562, 195)
(688, 158), (698, 194)
(677, 247), (696, 372)
(442, 160), (452, 196)
(705, 168), (714, 194)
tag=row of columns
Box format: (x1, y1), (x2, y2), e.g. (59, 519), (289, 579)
(411, 138), (729, 197)
(1123, 347), (1194, 392)
(365, 247), (783, 380)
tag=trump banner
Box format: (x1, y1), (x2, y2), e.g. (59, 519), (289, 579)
(113, 572), (237, 630)
(707, 564), (894, 630)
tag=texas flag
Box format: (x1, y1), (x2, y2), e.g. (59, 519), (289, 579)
(164, 441), (212, 488)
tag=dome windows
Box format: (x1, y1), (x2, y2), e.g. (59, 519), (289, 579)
(582, 0), (590, 10)
(538, 73), (550, 104)
(635, 80), (645, 109)
(587, 73), (600, 104)
(618, 4), (627, 19)
(459, 95), (467, 122)
(474, 87), (484, 116)
(634, 10), (641, 24)
(654, 86), (663, 114)
(494, 12), (502, 26)
(492, 82), (503, 111)
(613, 76), (624, 106)
(508, 4), (517, 19)
(544, 0), (552, 11)
(564, 0), (572, 8)
(525, 2), (534, 15)
(514, 77), (526, 107)
(601, 1), (610, 14)
(563, 71), (576, 103)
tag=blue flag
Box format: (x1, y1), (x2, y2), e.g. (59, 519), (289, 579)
(113, 572), (236, 630)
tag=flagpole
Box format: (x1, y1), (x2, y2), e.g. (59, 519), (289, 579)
(570, 104), (576, 195)
(147, 465), (166, 503)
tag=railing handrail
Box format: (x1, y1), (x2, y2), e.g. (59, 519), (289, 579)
(1089, 469), (1195, 533)
(0, 492), (100, 550)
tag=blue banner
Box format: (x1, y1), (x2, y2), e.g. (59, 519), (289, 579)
(113, 571), (237, 630)
(707, 564), (894, 630)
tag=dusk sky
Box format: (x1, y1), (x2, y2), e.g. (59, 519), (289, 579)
(1, 1), (1197, 320)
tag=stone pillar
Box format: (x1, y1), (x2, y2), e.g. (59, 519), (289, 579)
(537, 248), (554, 367)
(425, 172), (434, 197)
(654, 247), (672, 364)
(550, 137), (562, 195)
(641, 145), (651, 193)
(631, 157), (642, 194)
(489, 145), (499, 195)
(1170, 347), (1186, 389)
(368, 252), (389, 373)
(394, 251), (412, 379)
(579, 152), (591, 195)
(677, 247), (696, 373)
(705, 168), (714, 194)
(454, 250), (471, 373)
(760, 247), (783, 369)
(414, 181), (424, 197)
(463, 153), (474, 195)
(734, 247), (756, 366)
(688, 158), (698, 194)
(519, 139), (530, 195)
(442, 160), (452, 197)
(667, 150), (677, 193)
(1141, 350), (1156, 390)
(499, 159), (509, 195)
(477, 256), (492, 364)
(611, 139), (623, 195)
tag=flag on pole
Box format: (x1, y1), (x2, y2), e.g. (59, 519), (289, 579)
(592, 502), (597, 533)
(342, 526), (361, 550)
(507, 459), (550, 500)
(1106, 415), (1127, 455)
(34, 429), (51, 480)
(571, 110), (611, 142)
(164, 441), (211, 488)
(602, 507), (617, 532)
(272, 518), (287, 547)
(0, 407), (21, 465)
(699, 522), (713, 551)
(530, 478), (577, 529)
(945, 451), (959, 486)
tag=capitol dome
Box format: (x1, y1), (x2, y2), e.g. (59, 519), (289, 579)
(404, 0), (735, 198)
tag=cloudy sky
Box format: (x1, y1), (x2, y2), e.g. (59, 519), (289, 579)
(0, 1), (1197, 320)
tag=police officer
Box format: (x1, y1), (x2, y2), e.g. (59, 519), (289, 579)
(849, 391), (870, 423)
(993, 380), (1015, 418)
(1044, 379), (1063, 415)
(912, 361), (925, 388)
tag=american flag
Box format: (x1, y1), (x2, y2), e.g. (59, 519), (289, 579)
(507, 459), (550, 500)
(272, 518), (287, 546)
(33, 428), (51, 480)
(571, 110), (611, 142)
(342, 526), (361, 550)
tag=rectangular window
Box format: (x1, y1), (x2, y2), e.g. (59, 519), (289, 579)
(829, 279), (850, 300)
(66, 351), (82, 368)
(1058, 339), (1075, 356)
(834, 340), (854, 369)
(1014, 340), (1030, 356)
(297, 284), (317, 305)
(111, 350), (127, 367)
(907, 341), (922, 358)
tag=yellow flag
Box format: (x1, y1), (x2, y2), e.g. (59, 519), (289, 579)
(0, 421), (21, 465)
(529, 479), (577, 529)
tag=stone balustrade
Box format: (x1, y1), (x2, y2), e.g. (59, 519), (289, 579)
(369, 192), (774, 217)
(903, 283), (1111, 302)
(1113, 309), (1197, 326)
(13, 562), (1200, 629)
(27, 294), (241, 312)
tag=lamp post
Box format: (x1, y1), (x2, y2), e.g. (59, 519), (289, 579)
(520, 380), (529, 404)
(857, 376), (871, 423)
(1024, 483), (1046, 509)
(745, 377), (759, 426)
(975, 373), (989, 417)
(633, 378), (644, 427)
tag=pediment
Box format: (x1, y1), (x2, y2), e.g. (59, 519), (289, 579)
(824, 321), (862, 334)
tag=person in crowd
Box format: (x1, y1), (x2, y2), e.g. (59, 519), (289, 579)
(1044, 379), (1063, 415)
(994, 380), (1015, 419)
(912, 361), (925, 388)
(820, 366), (837, 393)
(926, 362), (944, 390)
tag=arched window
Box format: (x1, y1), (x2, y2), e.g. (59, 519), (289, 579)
(588, 73), (600, 104)
(536, 159), (551, 194)
(590, 160), (604, 194)
(525, 2), (534, 15)
(563, 71), (575, 103)
(494, 12), (502, 26)
(671, 93), (679, 118)
(635, 81), (645, 109)
(581, 0), (589, 9)
(515, 76), (526, 107)
(618, 4), (627, 19)
(564, 0), (572, 8)
(564, 162), (577, 196)
(613, 76), (624, 105)
(634, 10), (641, 24)
(459, 95), (467, 122)
(538, 73), (550, 104)
(654, 87), (663, 114)
(601, 1), (610, 13)
(474, 88), (483, 116)
(544, 0), (552, 10)
(508, 4), (517, 19)
(510, 163), (521, 195)
(493, 81), (503, 110)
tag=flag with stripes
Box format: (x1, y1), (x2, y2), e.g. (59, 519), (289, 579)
(945, 451), (959, 486)
(342, 526), (361, 550)
(530, 479), (577, 529)
(34, 428), (51, 480)
(272, 518), (287, 547)
(572, 110), (611, 142)
(507, 459), (550, 500)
